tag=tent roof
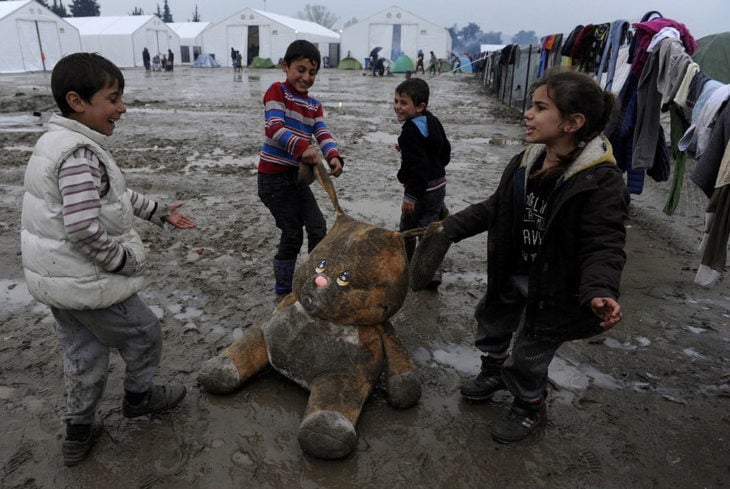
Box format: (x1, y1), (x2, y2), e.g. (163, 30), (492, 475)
(66, 15), (163, 35)
(356, 5), (445, 30)
(168, 22), (210, 39)
(0, 0), (32, 19)
(693, 32), (730, 84)
(230, 8), (339, 41)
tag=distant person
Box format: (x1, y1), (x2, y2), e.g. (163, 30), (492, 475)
(160, 54), (167, 71)
(142, 47), (150, 71)
(21, 52), (196, 466)
(152, 53), (161, 71)
(428, 51), (438, 75)
(370, 47), (380, 76)
(415, 49), (425, 74)
(393, 78), (450, 287)
(257, 40), (344, 294)
(236, 50), (243, 72)
(419, 68), (628, 443)
(167, 49), (174, 71)
(231, 46), (236, 66)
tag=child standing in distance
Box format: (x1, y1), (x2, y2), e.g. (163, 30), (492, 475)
(432, 68), (628, 443)
(21, 53), (195, 466)
(394, 78), (450, 287)
(257, 40), (344, 295)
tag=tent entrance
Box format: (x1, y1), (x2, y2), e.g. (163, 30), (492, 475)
(247, 26), (259, 66)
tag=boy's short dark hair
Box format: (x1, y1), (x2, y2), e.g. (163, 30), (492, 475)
(395, 78), (430, 107)
(51, 52), (125, 115)
(283, 40), (321, 71)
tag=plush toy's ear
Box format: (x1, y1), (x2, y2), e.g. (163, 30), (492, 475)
(407, 221), (452, 291)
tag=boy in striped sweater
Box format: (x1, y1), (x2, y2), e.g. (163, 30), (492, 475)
(21, 53), (195, 467)
(257, 40), (344, 294)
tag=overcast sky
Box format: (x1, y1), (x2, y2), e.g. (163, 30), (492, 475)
(96, 0), (727, 40)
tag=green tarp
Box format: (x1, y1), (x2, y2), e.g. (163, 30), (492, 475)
(250, 56), (275, 69)
(693, 32), (730, 84)
(338, 57), (363, 70)
(392, 54), (414, 73)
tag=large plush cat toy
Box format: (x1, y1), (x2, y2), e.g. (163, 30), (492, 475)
(199, 162), (422, 460)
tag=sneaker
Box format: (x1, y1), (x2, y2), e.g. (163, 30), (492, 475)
(491, 399), (547, 443)
(63, 422), (103, 467)
(459, 355), (506, 401)
(122, 384), (186, 418)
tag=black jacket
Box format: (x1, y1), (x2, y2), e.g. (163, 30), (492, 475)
(442, 136), (629, 341)
(397, 111), (450, 201)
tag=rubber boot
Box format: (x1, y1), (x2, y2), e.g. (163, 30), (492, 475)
(273, 258), (295, 295)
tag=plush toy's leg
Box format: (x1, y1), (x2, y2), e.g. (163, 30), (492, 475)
(379, 322), (422, 408)
(298, 371), (375, 460)
(198, 327), (269, 394)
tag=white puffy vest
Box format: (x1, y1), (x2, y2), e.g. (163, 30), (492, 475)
(21, 115), (148, 310)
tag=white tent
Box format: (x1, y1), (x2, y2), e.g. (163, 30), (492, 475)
(66, 15), (180, 68)
(168, 21), (210, 64)
(0, 0), (81, 73)
(340, 6), (452, 69)
(202, 8), (340, 68)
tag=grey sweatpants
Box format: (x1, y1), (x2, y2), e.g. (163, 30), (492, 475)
(51, 293), (162, 425)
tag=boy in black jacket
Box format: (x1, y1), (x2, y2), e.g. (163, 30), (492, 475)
(393, 78), (451, 287)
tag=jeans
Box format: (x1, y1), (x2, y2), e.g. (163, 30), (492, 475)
(258, 171), (327, 260)
(473, 293), (562, 401)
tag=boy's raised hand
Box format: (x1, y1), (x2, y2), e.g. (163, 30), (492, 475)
(164, 202), (196, 229)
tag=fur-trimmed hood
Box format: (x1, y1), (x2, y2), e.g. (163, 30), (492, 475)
(519, 135), (616, 181)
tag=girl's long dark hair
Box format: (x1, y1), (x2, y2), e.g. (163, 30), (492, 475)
(529, 68), (615, 177)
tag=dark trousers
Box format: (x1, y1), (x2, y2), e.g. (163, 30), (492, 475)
(399, 186), (446, 258)
(257, 171), (327, 260)
(473, 293), (562, 401)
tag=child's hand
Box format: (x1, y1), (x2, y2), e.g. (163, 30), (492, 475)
(164, 202), (196, 229)
(328, 157), (343, 177)
(590, 297), (622, 329)
(300, 146), (319, 165)
(401, 199), (415, 215)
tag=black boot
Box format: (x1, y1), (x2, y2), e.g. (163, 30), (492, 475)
(491, 397), (547, 443)
(459, 354), (507, 401)
(273, 258), (295, 295)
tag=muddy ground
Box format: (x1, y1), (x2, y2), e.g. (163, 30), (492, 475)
(0, 66), (728, 489)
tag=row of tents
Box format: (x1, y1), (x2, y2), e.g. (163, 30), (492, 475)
(0, 1), (453, 73)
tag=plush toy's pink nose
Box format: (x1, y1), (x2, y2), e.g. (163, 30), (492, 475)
(315, 275), (329, 288)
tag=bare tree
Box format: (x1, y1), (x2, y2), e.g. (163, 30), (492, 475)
(297, 4), (337, 29)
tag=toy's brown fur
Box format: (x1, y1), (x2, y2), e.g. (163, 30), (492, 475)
(199, 162), (421, 459)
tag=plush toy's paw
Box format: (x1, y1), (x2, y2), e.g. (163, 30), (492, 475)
(409, 222), (452, 291)
(298, 411), (357, 460)
(386, 370), (422, 408)
(198, 355), (241, 394)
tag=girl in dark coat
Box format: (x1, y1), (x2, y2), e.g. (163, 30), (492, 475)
(419, 68), (629, 443)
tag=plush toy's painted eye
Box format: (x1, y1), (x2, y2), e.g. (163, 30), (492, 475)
(336, 271), (351, 287)
(315, 259), (327, 273)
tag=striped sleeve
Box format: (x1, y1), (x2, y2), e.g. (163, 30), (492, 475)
(59, 148), (126, 272)
(312, 106), (340, 162)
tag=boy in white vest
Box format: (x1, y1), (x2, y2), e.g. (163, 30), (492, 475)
(21, 53), (196, 467)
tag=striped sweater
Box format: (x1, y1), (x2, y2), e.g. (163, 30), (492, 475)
(59, 147), (161, 272)
(258, 81), (340, 173)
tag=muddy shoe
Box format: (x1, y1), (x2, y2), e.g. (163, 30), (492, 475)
(63, 422), (103, 467)
(459, 355), (506, 401)
(491, 399), (546, 443)
(123, 384), (186, 418)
